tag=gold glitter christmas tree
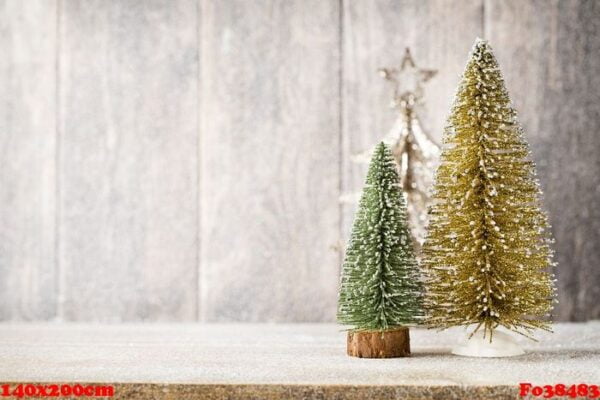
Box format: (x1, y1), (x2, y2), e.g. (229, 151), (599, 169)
(421, 39), (557, 340)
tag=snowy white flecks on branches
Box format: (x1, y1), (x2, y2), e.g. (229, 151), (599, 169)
(421, 38), (557, 340)
(337, 142), (423, 331)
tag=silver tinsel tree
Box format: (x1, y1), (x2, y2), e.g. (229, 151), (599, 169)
(342, 48), (440, 252)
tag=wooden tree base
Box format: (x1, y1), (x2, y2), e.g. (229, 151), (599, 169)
(347, 327), (410, 358)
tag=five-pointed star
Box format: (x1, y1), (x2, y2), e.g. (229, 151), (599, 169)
(379, 48), (437, 105)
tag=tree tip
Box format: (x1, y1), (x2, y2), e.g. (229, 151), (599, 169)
(472, 37), (493, 51)
(471, 37), (496, 58)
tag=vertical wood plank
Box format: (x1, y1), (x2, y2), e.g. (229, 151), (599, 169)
(486, 0), (600, 321)
(341, 0), (484, 237)
(59, 0), (199, 321)
(0, 0), (57, 320)
(199, 0), (341, 321)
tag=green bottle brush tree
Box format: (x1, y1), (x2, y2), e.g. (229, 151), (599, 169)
(338, 142), (423, 358)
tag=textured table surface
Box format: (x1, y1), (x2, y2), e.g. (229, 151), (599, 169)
(0, 322), (598, 399)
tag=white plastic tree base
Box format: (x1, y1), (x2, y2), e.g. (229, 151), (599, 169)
(451, 329), (525, 358)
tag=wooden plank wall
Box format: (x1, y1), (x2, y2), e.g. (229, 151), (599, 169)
(0, 0), (57, 320)
(0, 0), (598, 322)
(199, 0), (341, 321)
(58, 0), (198, 321)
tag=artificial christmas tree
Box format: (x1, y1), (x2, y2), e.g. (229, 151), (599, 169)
(338, 142), (422, 358)
(421, 39), (557, 357)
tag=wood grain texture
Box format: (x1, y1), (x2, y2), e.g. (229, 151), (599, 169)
(347, 328), (410, 358)
(199, 0), (341, 321)
(485, 0), (600, 321)
(341, 0), (484, 237)
(0, 0), (57, 320)
(59, 0), (199, 321)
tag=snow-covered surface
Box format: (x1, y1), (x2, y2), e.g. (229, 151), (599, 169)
(0, 322), (598, 385)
